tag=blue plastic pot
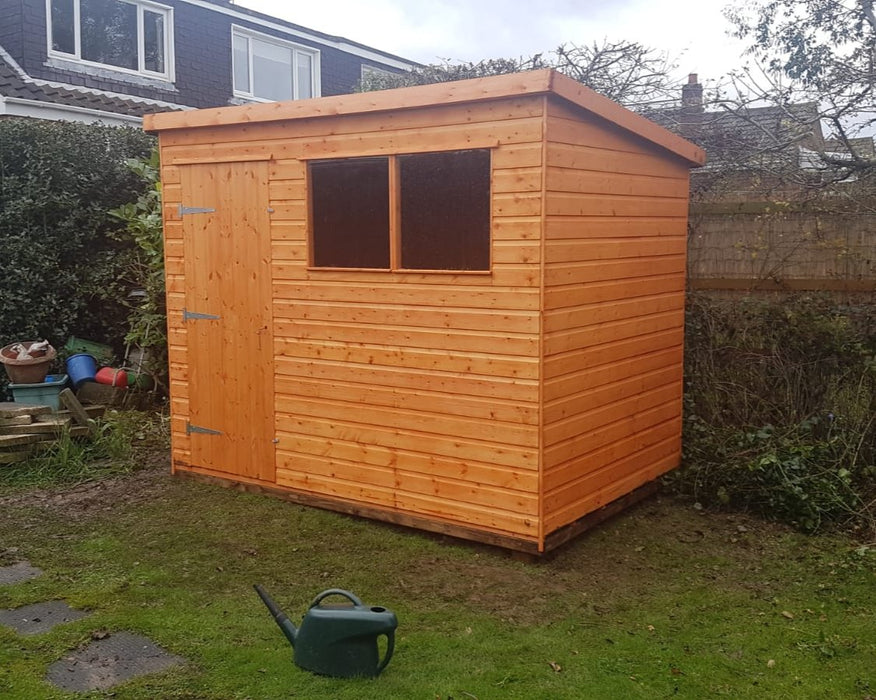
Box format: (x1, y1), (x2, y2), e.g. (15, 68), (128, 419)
(65, 353), (97, 389)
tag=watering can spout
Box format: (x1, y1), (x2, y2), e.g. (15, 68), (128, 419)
(254, 584), (298, 647)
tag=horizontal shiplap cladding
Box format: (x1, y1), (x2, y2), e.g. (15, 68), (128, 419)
(225, 95), (548, 535)
(162, 162), (189, 464)
(543, 440), (679, 533)
(275, 464), (540, 537)
(158, 96), (547, 164)
(275, 455), (539, 514)
(539, 98), (688, 533)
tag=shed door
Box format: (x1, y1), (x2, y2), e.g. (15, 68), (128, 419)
(180, 161), (275, 482)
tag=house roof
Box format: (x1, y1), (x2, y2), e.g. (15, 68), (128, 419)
(144, 69), (706, 167)
(647, 101), (823, 169)
(0, 48), (189, 122)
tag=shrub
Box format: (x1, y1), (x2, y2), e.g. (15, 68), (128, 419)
(677, 293), (876, 533)
(0, 118), (154, 389)
(109, 149), (168, 390)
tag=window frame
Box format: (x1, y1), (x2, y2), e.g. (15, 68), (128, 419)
(307, 149), (493, 274)
(46, 0), (175, 82)
(231, 25), (321, 103)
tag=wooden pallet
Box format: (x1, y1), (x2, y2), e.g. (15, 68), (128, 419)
(0, 389), (106, 465)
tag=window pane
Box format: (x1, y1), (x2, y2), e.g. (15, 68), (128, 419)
(297, 52), (312, 99)
(143, 9), (165, 73)
(252, 38), (292, 101)
(400, 150), (491, 270)
(81, 0), (137, 70)
(50, 0), (75, 54)
(310, 158), (390, 268)
(233, 34), (250, 93)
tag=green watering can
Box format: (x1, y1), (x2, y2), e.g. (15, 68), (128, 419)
(254, 585), (397, 678)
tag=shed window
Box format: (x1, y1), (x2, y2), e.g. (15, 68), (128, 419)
(311, 158), (390, 269)
(48, 0), (173, 80)
(309, 149), (491, 271)
(232, 27), (320, 102)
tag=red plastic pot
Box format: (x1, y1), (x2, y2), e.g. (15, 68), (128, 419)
(95, 367), (128, 387)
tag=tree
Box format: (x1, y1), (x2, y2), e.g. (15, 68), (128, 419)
(723, 0), (876, 178)
(358, 40), (678, 111)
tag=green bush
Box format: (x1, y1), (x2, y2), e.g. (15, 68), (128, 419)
(0, 118), (154, 385)
(677, 293), (876, 533)
(109, 149), (167, 390)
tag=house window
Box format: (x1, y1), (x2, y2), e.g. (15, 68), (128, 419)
(309, 149), (491, 272)
(232, 27), (319, 102)
(48, 0), (173, 80)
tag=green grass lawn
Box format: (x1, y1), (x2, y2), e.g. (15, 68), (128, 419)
(0, 456), (873, 699)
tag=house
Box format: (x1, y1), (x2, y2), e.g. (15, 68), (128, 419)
(649, 74), (876, 291)
(145, 69), (705, 553)
(0, 0), (414, 125)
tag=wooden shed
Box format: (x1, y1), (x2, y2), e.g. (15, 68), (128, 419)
(144, 69), (705, 554)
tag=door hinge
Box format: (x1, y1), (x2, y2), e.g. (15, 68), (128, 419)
(186, 422), (222, 436)
(183, 308), (220, 321)
(179, 204), (215, 216)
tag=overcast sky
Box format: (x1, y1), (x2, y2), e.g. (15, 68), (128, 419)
(236, 0), (750, 89)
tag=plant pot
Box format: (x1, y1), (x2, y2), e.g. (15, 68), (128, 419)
(0, 341), (56, 384)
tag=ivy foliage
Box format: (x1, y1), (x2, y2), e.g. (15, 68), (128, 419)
(0, 118), (154, 363)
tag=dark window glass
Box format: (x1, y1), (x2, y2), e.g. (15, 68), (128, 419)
(50, 0), (75, 54)
(81, 0), (137, 71)
(311, 158), (390, 268)
(399, 150), (490, 270)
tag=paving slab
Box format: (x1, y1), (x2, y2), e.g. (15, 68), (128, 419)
(0, 561), (43, 586)
(46, 631), (185, 692)
(0, 600), (90, 636)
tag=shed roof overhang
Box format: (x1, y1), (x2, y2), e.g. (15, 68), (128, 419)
(144, 68), (706, 168)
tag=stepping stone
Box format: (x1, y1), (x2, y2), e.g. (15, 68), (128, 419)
(0, 600), (89, 636)
(46, 631), (185, 692)
(0, 561), (42, 586)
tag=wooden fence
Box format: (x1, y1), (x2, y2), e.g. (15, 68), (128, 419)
(687, 206), (876, 292)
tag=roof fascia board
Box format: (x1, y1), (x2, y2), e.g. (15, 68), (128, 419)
(143, 68), (705, 167)
(179, 0), (414, 71)
(0, 95), (143, 125)
(144, 68), (555, 131)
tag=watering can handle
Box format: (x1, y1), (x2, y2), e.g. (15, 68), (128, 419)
(309, 588), (364, 608)
(377, 630), (395, 674)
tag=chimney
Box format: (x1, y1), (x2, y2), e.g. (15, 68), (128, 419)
(682, 73), (703, 111)
(680, 73), (703, 141)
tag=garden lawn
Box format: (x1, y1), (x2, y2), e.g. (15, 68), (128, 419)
(0, 461), (873, 699)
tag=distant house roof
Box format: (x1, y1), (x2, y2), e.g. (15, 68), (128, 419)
(0, 48), (188, 125)
(824, 137), (876, 159)
(647, 73), (876, 174)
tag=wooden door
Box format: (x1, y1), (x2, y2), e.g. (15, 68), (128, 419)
(180, 161), (275, 482)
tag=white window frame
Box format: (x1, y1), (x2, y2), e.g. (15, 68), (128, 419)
(46, 0), (175, 82)
(231, 25), (321, 102)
